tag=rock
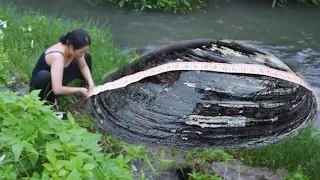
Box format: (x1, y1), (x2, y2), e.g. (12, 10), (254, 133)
(211, 159), (289, 180)
(7, 81), (30, 96)
(132, 147), (182, 180)
(14, 83), (30, 96)
(11, 71), (23, 82)
(0, 85), (10, 92)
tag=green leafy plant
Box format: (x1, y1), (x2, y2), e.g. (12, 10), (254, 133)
(285, 167), (310, 180)
(0, 45), (13, 86)
(0, 7), (166, 179)
(0, 87), (134, 179)
(188, 172), (222, 180)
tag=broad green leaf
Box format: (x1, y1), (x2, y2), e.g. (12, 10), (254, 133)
(1, 133), (19, 144)
(69, 128), (87, 136)
(117, 154), (124, 162)
(65, 157), (83, 170)
(58, 169), (68, 177)
(71, 152), (94, 161)
(41, 169), (49, 180)
(23, 141), (39, 167)
(40, 125), (55, 134)
(83, 163), (95, 171)
(8, 127), (21, 136)
(62, 143), (68, 151)
(71, 136), (84, 147)
(29, 152), (39, 167)
(29, 90), (41, 99)
(2, 115), (18, 126)
(46, 143), (56, 162)
(21, 124), (35, 135)
(65, 143), (79, 153)
(31, 171), (41, 179)
(83, 171), (93, 178)
(59, 132), (71, 142)
(12, 142), (24, 161)
(21, 141), (36, 151)
(67, 112), (75, 124)
(105, 154), (112, 159)
(43, 163), (54, 172)
(55, 160), (69, 170)
(66, 169), (81, 180)
(82, 133), (101, 147)
(50, 142), (63, 151)
(15, 101), (26, 108)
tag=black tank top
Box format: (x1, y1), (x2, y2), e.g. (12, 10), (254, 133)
(31, 51), (64, 80)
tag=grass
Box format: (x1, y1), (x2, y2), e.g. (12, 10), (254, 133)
(230, 127), (320, 179)
(0, 6), (132, 84)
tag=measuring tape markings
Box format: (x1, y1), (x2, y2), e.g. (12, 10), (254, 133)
(89, 62), (312, 97)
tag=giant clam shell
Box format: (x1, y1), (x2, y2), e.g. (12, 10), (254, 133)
(88, 39), (317, 149)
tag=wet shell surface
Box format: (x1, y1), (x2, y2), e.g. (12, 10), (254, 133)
(88, 39), (317, 149)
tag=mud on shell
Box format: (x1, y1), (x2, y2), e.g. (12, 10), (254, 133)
(88, 39), (318, 149)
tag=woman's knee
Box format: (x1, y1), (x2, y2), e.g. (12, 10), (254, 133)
(32, 70), (51, 88)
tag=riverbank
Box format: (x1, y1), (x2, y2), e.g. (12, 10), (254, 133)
(0, 6), (132, 83)
(0, 6), (142, 180)
(1, 5), (319, 180)
(92, 0), (320, 12)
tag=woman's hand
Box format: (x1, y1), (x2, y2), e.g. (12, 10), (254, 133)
(88, 84), (95, 90)
(88, 84), (95, 97)
(78, 87), (89, 98)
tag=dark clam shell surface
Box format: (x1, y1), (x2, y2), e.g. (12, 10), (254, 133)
(88, 39), (317, 149)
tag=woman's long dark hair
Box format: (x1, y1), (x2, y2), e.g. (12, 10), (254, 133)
(59, 28), (91, 49)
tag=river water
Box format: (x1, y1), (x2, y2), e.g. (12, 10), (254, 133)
(1, 0), (319, 125)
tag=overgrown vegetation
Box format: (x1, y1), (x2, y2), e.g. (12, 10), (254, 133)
(0, 6), (160, 180)
(0, 44), (136, 179)
(272, 0), (320, 7)
(93, 0), (207, 13)
(0, 40), (171, 180)
(92, 0), (319, 12)
(0, 46), (14, 86)
(0, 7), (131, 84)
(230, 128), (320, 179)
(184, 149), (231, 179)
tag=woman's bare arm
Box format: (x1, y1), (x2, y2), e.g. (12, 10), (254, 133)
(50, 54), (87, 95)
(77, 56), (95, 89)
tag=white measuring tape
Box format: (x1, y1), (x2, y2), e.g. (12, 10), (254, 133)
(89, 62), (312, 97)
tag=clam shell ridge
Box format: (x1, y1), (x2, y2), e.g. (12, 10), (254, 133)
(88, 39), (317, 149)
